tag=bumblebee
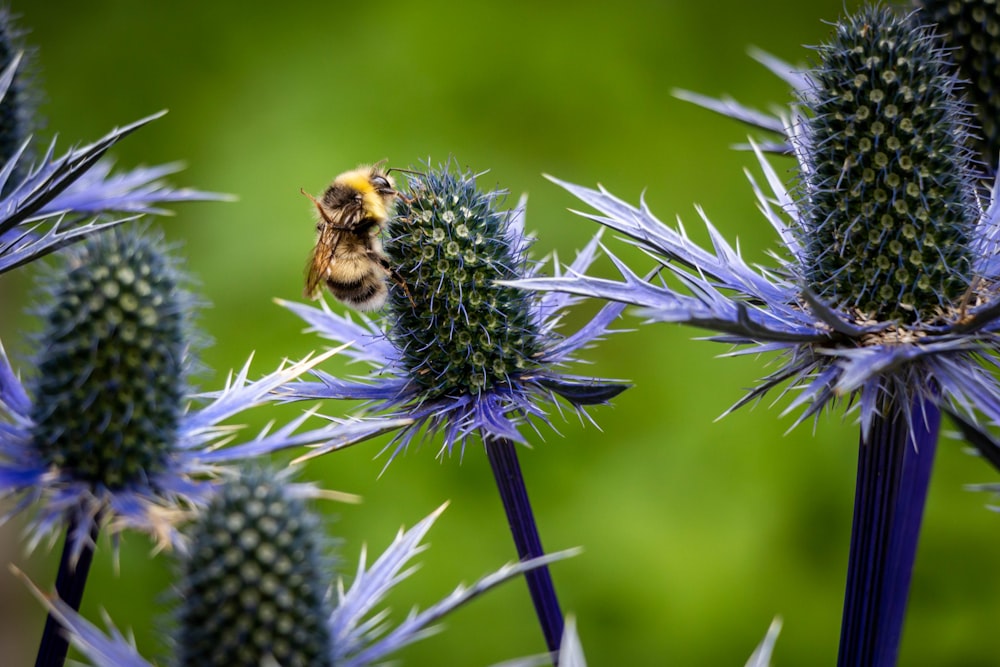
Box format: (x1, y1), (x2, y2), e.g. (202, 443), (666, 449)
(303, 165), (400, 310)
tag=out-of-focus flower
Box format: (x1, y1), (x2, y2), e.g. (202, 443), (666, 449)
(916, 0), (1000, 174)
(0, 227), (405, 556)
(0, 9), (225, 277)
(17, 465), (576, 667)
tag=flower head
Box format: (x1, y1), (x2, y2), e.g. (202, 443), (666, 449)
(28, 228), (190, 491)
(515, 8), (1000, 661)
(280, 160), (628, 459)
(0, 6), (38, 176)
(17, 465), (576, 667)
(174, 465), (334, 667)
(0, 227), (404, 555)
(516, 6), (1000, 440)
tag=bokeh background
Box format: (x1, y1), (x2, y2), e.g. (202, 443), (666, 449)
(1, 1), (999, 665)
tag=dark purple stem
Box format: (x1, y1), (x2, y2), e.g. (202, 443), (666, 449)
(837, 393), (939, 666)
(34, 509), (100, 667)
(485, 436), (564, 664)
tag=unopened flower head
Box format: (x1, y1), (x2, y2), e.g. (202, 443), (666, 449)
(0, 6), (37, 173)
(175, 466), (332, 667)
(280, 160), (627, 459)
(29, 228), (189, 490)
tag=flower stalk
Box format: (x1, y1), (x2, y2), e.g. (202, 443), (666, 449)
(485, 436), (564, 658)
(280, 162), (627, 664)
(34, 510), (101, 667)
(509, 6), (998, 663)
(839, 390), (940, 666)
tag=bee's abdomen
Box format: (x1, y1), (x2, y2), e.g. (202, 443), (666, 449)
(326, 271), (388, 311)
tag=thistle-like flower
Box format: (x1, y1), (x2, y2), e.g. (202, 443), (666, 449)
(281, 163), (626, 456)
(0, 227), (403, 554)
(175, 466), (334, 667)
(513, 6), (997, 664)
(17, 465), (575, 667)
(1, 227), (404, 665)
(0, 6), (38, 183)
(280, 161), (627, 660)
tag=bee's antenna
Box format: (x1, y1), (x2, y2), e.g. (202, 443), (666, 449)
(387, 167), (425, 177)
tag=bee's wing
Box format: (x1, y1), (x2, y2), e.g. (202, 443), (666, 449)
(304, 221), (346, 299)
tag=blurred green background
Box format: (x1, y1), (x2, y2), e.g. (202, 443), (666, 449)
(1, 1), (999, 665)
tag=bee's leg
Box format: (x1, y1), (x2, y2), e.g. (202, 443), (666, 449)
(957, 275), (983, 323)
(374, 252), (415, 308)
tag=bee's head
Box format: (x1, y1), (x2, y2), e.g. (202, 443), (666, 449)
(327, 165), (398, 220)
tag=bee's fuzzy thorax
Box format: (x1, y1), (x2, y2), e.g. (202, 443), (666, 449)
(305, 164), (398, 306)
(335, 165), (395, 220)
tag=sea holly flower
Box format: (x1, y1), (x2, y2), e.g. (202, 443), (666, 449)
(0, 227), (405, 666)
(279, 161), (628, 660)
(513, 6), (997, 665)
(281, 165), (626, 456)
(0, 227), (398, 553)
(0, 6), (39, 184)
(16, 465), (576, 667)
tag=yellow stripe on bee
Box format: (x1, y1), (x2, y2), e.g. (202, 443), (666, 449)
(335, 167), (392, 220)
(337, 169), (377, 194)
